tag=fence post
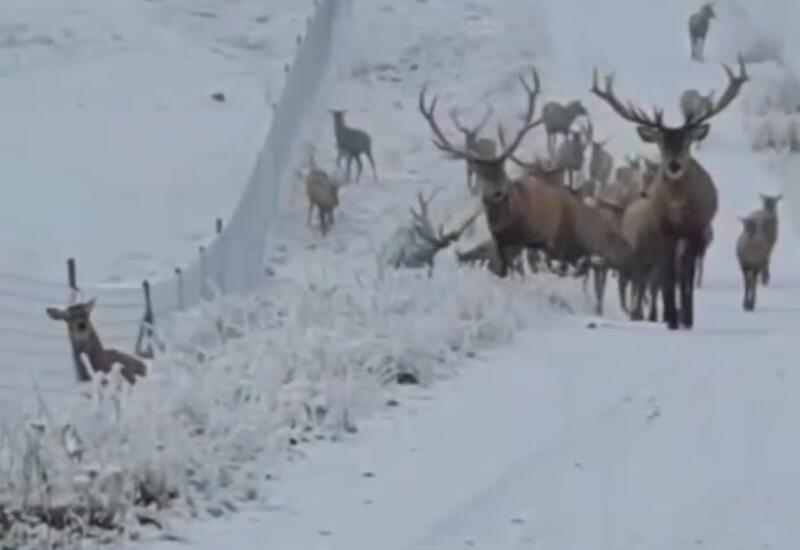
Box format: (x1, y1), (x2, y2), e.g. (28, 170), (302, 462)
(66, 257), (79, 302)
(175, 267), (185, 311)
(199, 245), (209, 300)
(135, 280), (156, 359)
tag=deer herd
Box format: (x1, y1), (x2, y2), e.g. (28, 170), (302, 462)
(45, 3), (785, 389)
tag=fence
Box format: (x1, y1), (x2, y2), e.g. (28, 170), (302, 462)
(0, 0), (349, 411)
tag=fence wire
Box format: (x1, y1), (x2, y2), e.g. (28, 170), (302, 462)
(0, 0), (347, 404)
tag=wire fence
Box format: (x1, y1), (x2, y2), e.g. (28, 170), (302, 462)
(0, 0), (348, 407)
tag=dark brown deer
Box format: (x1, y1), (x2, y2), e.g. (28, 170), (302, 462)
(47, 299), (147, 385)
(591, 56), (748, 329)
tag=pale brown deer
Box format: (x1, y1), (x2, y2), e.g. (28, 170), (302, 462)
(47, 299), (147, 385)
(591, 56), (748, 329)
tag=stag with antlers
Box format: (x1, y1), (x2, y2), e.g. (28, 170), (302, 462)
(591, 56), (748, 329)
(418, 67), (549, 276)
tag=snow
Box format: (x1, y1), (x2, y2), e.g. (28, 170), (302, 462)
(0, 0), (312, 283)
(2, 0), (800, 547)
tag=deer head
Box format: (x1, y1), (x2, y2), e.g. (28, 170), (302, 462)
(47, 299), (97, 348)
(759, 193), (782, 212)
(591, 56), (748, 182)
(739, 216), (758, 236)
(701, 2), (716, 18)
(566, 100), (589, 119)
(418, 66), (542, 202)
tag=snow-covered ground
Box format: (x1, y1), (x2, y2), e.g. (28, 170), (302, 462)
(2, 0), (800, 547)
(1, 0), (313, 283)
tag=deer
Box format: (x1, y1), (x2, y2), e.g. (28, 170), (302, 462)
(450, 106), (496, 194)
(541, 99), (588, 155)
(419, 71), (633, 279)
(736, 216), (771, 311)
(390, 189), (479, 272)
(680, 89), (716, 149)
(47, 299), (147, 386)
(591, 55), (748, 329)
(745, 193), (781, 285)
(554, 120), (592, 191)
(305, 150), (340, 236)
(331, 110), (377, 183)
(588, 129), (614, 194)
(688, 2), (716, 62)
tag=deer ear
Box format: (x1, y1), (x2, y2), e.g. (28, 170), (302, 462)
(46, 307), (66, 320)
(690, 124), (710, 142)
(636, 126), (660, 143)
(85, 298), (97, 314)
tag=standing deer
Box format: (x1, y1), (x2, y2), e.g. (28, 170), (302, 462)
(554, 120), (591, 191)
(331, 110), (377, 183)
(305, 151), (340, 236)
(688, 2), (716, 62)
(47, 299), (147, 385)
(746, 193), (781, 285)
(541, 99), (588, 154)
(680, 89), (715, 149)
(736, 217), (771, 311)
(588, 131), (614, 193)
(591, 56), (748, 329)
(451, 106), (496, 194)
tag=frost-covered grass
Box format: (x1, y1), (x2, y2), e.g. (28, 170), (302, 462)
(0, 261), (581, 547)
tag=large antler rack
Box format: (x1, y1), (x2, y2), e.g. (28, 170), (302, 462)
(418, 66), (544, 164)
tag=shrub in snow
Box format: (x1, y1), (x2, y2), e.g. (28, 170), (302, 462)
(0, 262), (580, 547)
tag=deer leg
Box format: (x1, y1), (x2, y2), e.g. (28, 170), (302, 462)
(594, 265), (607, 316)
(679, 238), (699, 329)
(345, 154), (354, 181)
(307, 202), (314, 225)
(354, 154), (364, 183)
(662, 238), (679, 330)
(319, 208), (328, 235)
(695, 254), (704, 288)
(365, 149), (378, 180)
(648, 267), (660, 322)
(761, 263), (770, 286)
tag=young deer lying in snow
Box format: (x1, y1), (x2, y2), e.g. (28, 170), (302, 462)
(47, 299), (147, 385)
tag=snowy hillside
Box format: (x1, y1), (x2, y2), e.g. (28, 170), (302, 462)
(1, 0), (799, 548)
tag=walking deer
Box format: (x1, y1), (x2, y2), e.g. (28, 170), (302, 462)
(591, 56), (748, 329)
(451, 106), (496, 194)
(331, 110), (377, 182)
(688, 2), (716, 62)
(305, 151), (340, 236)
(47, 299), (147, 385)
(746, 193), (781, 285)
(736, 217), (771, 311)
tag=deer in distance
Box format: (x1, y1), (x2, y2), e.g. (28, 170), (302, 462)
(331, 110), (378, 182)
(688, 2), (716, 62)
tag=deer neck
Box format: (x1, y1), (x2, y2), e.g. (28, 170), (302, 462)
(79, 329), (108, 372)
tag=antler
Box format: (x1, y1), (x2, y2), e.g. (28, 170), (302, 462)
(409, 189), (479, 248)
(686, 55), (749, 126)
(450, 105), (493, 142)
(591, 68), (664, 128)
(418, 66), (543, 165)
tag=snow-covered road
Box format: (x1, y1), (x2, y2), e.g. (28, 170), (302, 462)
(135, 0), (800, 548)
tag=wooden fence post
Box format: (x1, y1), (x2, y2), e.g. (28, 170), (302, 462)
(135, 280), (156, 359)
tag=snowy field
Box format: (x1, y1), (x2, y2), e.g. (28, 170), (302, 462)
(1, 0), (313, 283)
(2, 0), (800, 548)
